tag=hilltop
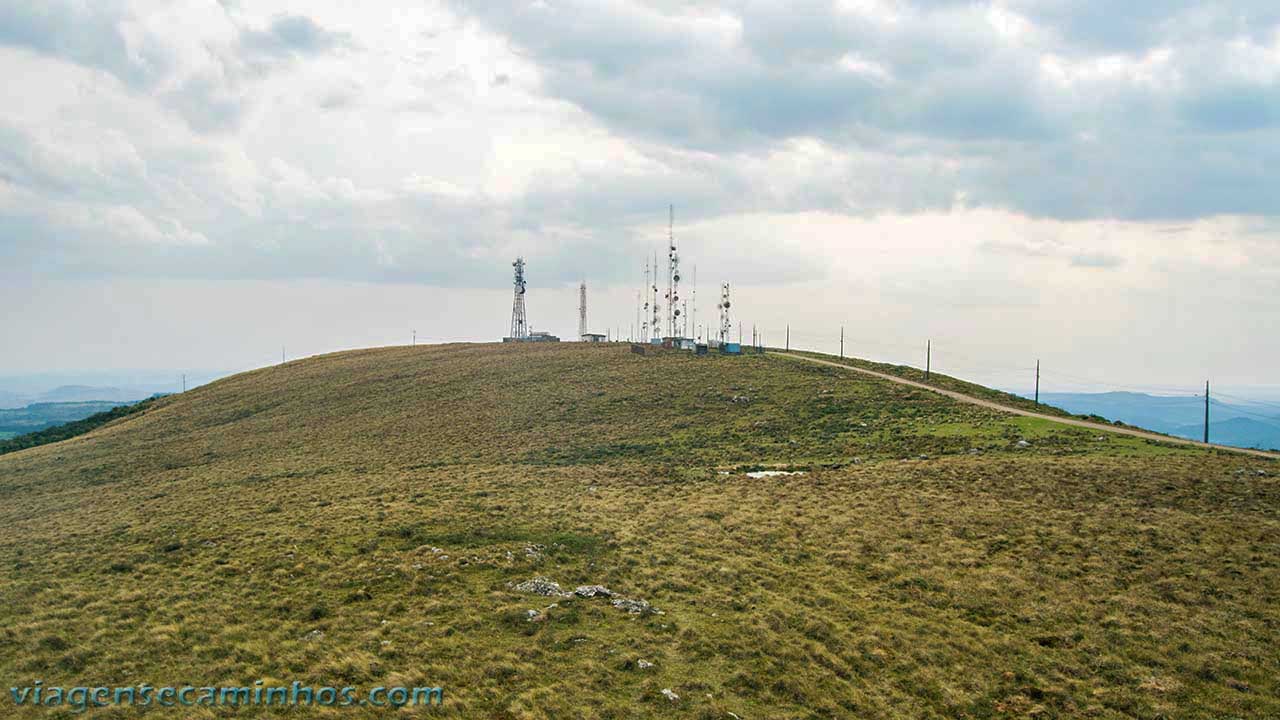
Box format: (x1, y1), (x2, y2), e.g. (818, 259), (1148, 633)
(0, 343), (1276, 718)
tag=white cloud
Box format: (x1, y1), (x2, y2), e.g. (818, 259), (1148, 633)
(0, 0), (1278, 386)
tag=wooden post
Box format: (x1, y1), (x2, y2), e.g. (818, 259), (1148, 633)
(1204, 380), (1210, 444)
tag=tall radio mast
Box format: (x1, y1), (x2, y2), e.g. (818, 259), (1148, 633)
(641, 260), (650, 341)
(718, 283), (731, 344)
(650, 250), (660, 340)
(688, 265), (696, 340)
(664, 205), (681, 338)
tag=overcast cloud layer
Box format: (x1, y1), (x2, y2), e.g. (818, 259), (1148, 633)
(1, 1), (1277, 388)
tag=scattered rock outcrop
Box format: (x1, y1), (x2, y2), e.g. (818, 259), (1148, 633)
(513, 576), (570, 597)
(611, 597), (658, 615)
(512, 577), (658, 614)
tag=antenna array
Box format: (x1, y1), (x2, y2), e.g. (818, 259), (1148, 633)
(510, 257), (529, 340)
(718, 283), (731, 343)
(664, 205), (681, 338)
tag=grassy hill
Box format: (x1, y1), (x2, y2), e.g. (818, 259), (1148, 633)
(0, 342), (1276, 718)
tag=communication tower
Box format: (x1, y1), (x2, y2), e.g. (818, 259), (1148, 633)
(718, 283), (731, 343)
(664, 205), (681, 338)
(650, 250), (661, 340)
(510, 257), (529, 340)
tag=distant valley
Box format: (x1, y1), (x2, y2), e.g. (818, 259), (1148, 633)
(0, 370), (229, 411)
(0, 384), (167, 409)
(1033, 391), (1280, 451)
(0, 400), (136, 439)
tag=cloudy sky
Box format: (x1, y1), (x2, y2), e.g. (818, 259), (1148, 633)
(2, 0), (1277, 395)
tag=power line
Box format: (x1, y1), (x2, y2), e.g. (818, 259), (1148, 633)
(1208, 398), (1280, 425)
(766, 326), (1264, 407)
(1036, 368), (1199, 396)
(1210, 390), (1280, 413)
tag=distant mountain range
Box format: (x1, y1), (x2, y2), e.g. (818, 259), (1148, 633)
(0, 385), (162, 409)
(1034, 391), (1280, 451)
(0, 370), (229, 410)
(0, 400), (136, 436)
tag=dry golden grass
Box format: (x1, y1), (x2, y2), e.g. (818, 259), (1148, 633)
(0, 342), (1276, 718)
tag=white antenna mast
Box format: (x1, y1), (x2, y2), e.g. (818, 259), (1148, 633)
(690, 265), (697, 341)
(664, 204), (681, 338)
(718, 283), (731, 344)
(578, 281), (587, 340)
(651, 249), (660, 340)
(641, 259), (650, 341)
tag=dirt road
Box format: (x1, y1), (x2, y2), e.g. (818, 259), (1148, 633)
(774, 352), (1280, 461)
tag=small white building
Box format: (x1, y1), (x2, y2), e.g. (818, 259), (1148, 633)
(581, 333), (607, 343)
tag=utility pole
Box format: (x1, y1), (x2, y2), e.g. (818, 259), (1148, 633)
(181, 374), (186, 393)
(925, 340), (931, 381)
(1034, 360), (1040, 406)
(412, 329), (416, 346)
(739, 322), (743, 344)
(840, 326), (844, 359)
(1204, 380), (1210, 444)
(786, 325), (790, 351)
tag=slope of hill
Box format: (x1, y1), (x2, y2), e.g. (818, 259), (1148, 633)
(0, 343), (1276, 718)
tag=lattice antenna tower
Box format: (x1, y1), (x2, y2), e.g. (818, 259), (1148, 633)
(664, 205), (681, 338)
(510, 257), (529, 339)
(688, 265), (696, 340)
(718, 283), (731, 343)
(650, 250), (661, 340)
(641, 259), (650, 340)
(578, 281), (587, 339)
